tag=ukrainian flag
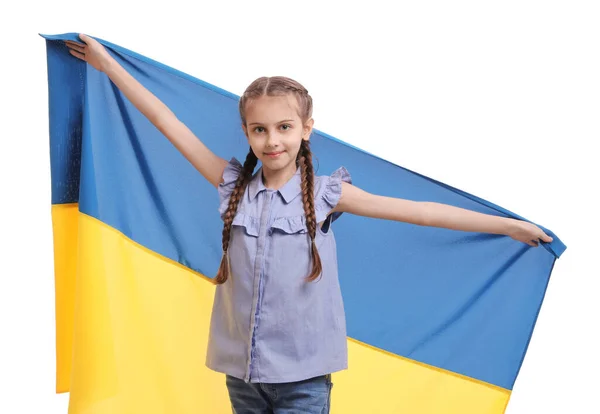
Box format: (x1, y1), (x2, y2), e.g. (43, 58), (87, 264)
(42, 33), (566, 413)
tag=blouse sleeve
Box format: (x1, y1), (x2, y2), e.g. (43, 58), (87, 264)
(217, 157), (243, 220)
(315, 166), (352, 224)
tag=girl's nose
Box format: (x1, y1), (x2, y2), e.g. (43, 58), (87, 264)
(266, 132), (280, 147)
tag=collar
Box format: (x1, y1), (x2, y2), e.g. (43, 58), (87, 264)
(248, 166), (303, 203)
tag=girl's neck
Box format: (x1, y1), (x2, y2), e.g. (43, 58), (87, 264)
(261, 163), (297, 191)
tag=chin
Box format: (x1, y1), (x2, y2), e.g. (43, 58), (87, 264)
(261, 155), (293, 170)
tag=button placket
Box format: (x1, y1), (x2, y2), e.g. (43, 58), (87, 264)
(244, 190), (275, 382)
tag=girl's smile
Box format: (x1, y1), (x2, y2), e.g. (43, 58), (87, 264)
(265, 150), (285, 158)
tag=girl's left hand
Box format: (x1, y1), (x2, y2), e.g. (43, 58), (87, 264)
(508, 219), (553, 247)
(64, 34), (113, 73)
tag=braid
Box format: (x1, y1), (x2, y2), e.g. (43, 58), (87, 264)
(215, 148), (258, 284)
(284, 85), (308, 95)
(298, 140), (323, 282)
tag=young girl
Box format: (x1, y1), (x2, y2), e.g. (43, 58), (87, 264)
(65, 34), (552, 414)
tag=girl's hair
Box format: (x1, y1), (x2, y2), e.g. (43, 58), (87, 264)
(215, 76), (322, 285)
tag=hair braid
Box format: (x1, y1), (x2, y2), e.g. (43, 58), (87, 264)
(215, 148), (258, 284)
(298, 140), (323, 282)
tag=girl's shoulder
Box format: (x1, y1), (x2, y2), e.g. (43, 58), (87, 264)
(217, 157), (244, 219)
(314, 166), (352, 224)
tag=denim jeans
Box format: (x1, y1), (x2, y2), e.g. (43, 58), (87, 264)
(226, 374), (333, 414)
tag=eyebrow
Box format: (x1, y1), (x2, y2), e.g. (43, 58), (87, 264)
(248, 119), (295, 126)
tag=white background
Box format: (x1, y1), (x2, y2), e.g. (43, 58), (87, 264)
(1, 1), (598, 413)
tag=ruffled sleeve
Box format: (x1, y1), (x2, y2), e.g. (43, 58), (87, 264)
(218, 157), (243, 219)
(315, 166), (352, 224)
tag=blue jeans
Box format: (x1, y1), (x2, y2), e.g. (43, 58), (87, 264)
(226, 374), (333, 414)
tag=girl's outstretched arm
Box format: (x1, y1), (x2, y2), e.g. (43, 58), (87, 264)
(65, 34), (229, 188)
(331, 183), (552, 247)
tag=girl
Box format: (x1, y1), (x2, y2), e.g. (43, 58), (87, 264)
(65, 34), (552, 414)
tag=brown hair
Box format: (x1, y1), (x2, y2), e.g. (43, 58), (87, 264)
(215, 76), (322, 284)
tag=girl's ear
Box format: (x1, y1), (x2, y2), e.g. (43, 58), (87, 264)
(242, 123), (249, 140)
(303, 118), (314, 141)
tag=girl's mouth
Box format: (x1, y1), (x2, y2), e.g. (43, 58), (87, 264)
(265, 151), (284, 158)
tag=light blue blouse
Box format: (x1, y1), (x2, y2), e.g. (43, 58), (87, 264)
(205, 158), (352, 383)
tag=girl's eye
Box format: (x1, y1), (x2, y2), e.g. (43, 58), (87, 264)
(281, 124), (291, 130)
(254, 127), (264, 133)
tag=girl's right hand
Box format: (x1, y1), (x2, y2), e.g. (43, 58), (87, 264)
(63, 32), (229, 188)
(65, 34), (113, 73)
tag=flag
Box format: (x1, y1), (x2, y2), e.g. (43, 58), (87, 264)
(42, 33), (566, 413)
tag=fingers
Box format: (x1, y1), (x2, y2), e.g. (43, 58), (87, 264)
(65, 40), (85, 53)
(525, 239), (538, 247)
(534, 230), (553, 245)
(64, 40), (86, 61)
(68, 49), (86, 61)
(528, 231), (553, 247)
(63, 34), (91, 53)
(532, 223), (553, 244)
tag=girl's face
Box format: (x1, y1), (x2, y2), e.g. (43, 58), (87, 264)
(242, 94), (313, 175)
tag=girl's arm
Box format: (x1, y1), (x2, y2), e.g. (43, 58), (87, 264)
(332, 182), (553, 247)
(65, 34), (229, 188)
